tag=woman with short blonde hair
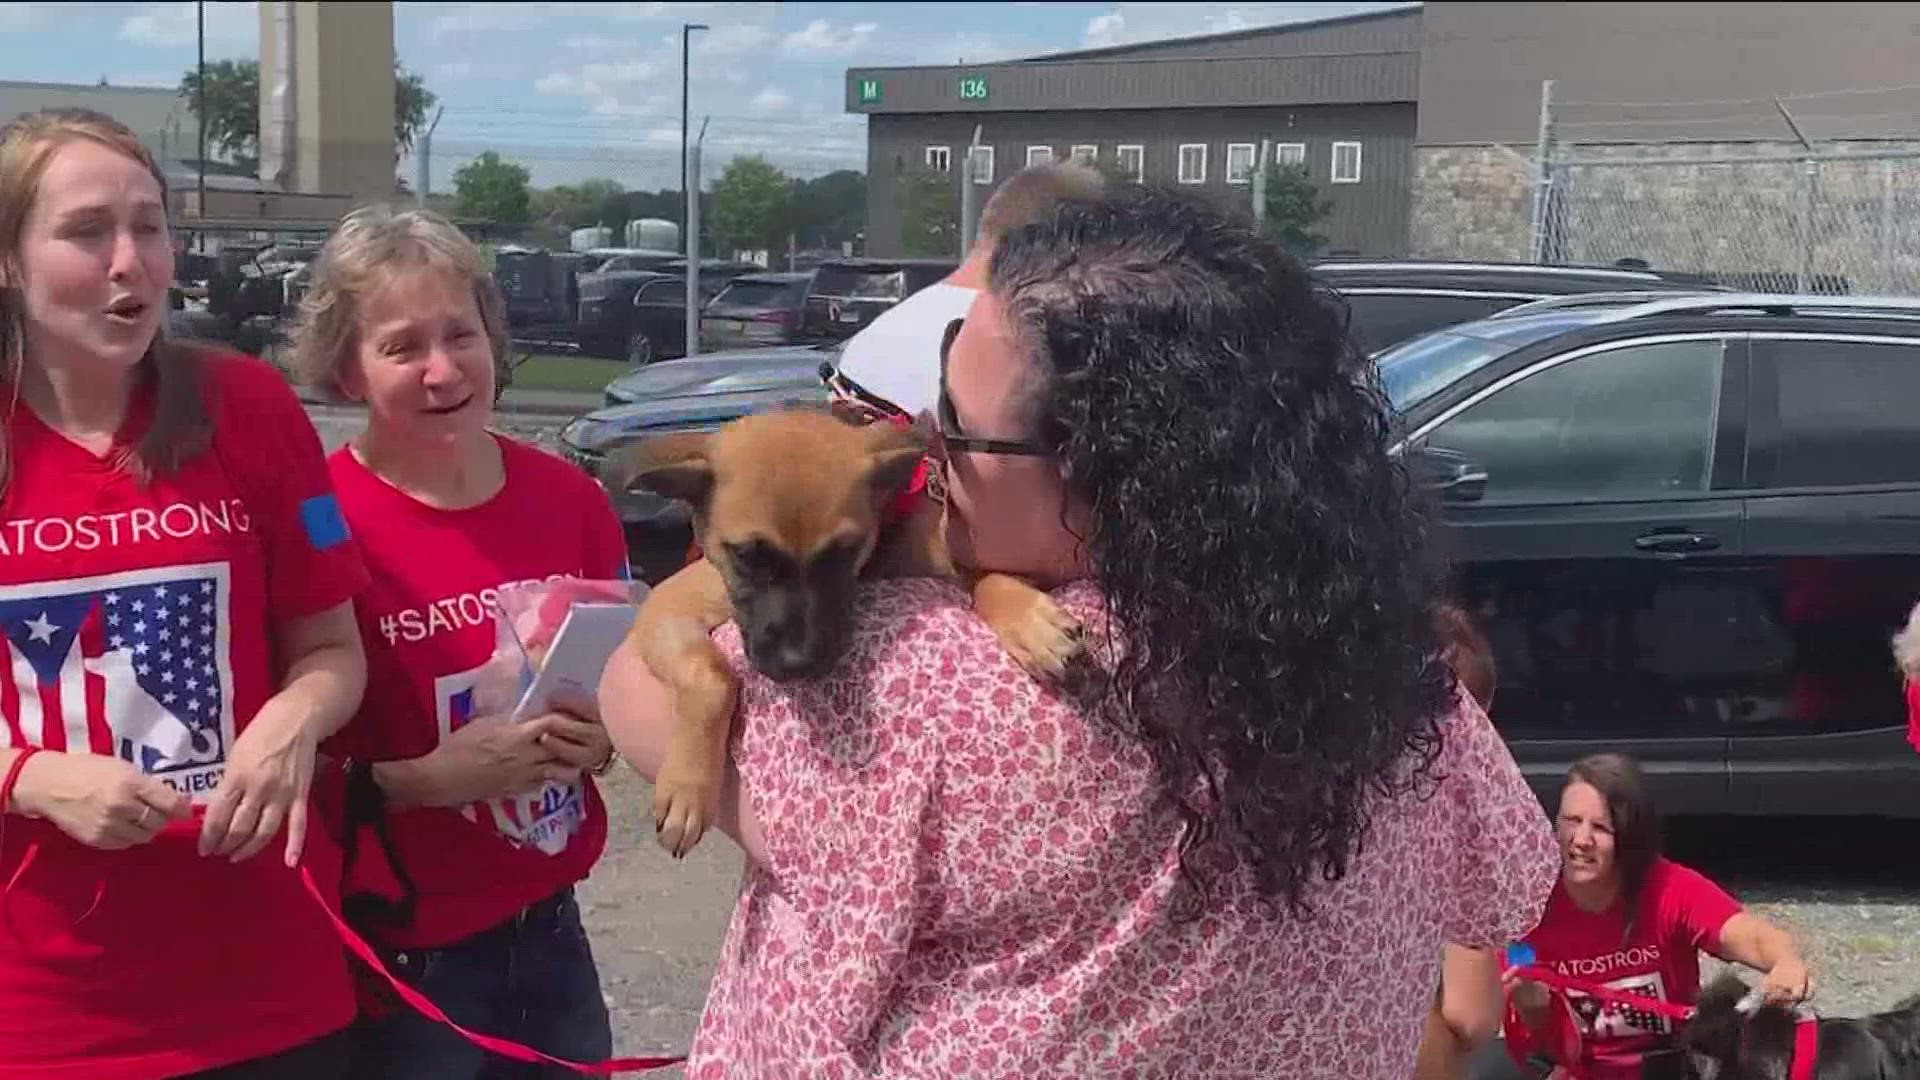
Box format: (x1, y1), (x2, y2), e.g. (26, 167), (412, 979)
(294, 204), (626, 1077)
(0, 107), (370, 1079)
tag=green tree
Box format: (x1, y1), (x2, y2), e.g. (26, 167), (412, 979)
(533, 178), (626, 230)
(789, 169), (866, 251)
(181, 58), (436, 175)
(898, 167), (957, 258)
(453, 151), (532, 224)
(393, 64), (438, 159)
(178, 59), (258, 171)
(1259, 163), (1334, 257)
(709, 155), (792, 259)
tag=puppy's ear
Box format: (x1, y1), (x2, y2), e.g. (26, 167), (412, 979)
(864, 423), (927, 503)
(611, 432), (715, 507)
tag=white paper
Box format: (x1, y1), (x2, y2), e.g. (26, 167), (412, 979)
(509, 602), (638, 723)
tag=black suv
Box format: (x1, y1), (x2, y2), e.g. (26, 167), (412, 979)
(1382, 293), (1920, 817)
(1313, 259), (1719, 354)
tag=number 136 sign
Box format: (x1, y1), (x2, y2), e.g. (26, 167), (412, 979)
(958, 76), (989, 101)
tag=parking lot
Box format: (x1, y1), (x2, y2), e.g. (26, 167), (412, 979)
(305, 402), (1920, 1069)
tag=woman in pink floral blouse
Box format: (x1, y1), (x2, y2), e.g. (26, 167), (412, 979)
(601, 184), (1559, 1078)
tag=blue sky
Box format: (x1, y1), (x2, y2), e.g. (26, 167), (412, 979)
(0, 2), (1405, 190)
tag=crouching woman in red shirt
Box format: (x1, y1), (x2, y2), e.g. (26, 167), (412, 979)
(288, 205), (624, 1077)
(0, 109), (370, 1078)
(1497, 753), (1810, 1080)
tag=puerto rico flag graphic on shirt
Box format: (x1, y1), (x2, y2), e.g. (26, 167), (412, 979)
(433, 660), (586, 856)
(0, 563), (234, 802)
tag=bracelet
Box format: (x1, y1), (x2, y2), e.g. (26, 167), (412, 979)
(1, 746), (43, 816)
(590, 748), (620, 777)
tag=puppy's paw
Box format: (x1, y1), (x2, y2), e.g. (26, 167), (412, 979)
(994, 595), (1087, 682)
(652, 757), (720, 859)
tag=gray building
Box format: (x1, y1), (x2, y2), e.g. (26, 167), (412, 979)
(845, 8), (1421, 258)
(848, 3), (1920, 269)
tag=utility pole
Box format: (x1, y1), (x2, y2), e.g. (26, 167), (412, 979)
(685, 116), (709, 359)
(195, 0), (206, 230)
(681, 22), (708, 360)
(1252, 138), (1271, 230)
(959, 124), (984, 257)
(415, 105), (442, 208)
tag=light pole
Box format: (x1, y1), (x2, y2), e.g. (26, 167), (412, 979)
(681, 22), (708, 360)
(681, 23), (708, 217)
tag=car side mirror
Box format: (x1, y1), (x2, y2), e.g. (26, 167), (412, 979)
(1414, 445), (1488, 503)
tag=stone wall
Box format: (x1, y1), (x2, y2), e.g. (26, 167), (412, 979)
(1411, 140), (1920, 293)
(1410, 146), (1533, 261)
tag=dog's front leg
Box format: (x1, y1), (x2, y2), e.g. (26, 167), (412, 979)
(630, 558), (740, 858)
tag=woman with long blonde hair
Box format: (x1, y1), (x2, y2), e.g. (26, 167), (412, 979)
(0, 108), (370, 1078)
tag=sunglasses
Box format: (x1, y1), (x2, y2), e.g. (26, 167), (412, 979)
(818, 361), (909, 422)
(936, 318), (1050, 458)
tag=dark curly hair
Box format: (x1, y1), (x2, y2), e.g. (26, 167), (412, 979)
(988, 185), (1457, 917)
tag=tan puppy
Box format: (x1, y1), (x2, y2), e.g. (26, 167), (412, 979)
(612, 407), (1085, 857)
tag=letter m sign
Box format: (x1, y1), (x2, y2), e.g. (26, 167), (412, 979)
(857, 78), (881, 105)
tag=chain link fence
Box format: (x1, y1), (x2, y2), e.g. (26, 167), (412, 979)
(1538, 143), (1920, 296)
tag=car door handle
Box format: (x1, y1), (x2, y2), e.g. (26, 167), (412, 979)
(1633, 530), (1721, 554)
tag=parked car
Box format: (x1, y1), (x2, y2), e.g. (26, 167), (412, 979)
(559, 342), (834, 575)
(1383, 292), (1920, 817)
(700, 271), (813, 352)
(797, 257), (957, 343)
(1311, 259), (1722, 354)
(577, 266), (757, 364)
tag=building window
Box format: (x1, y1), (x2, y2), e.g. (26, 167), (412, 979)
(968, 145), (995, 184)
(1225, 142), (1257, 185)
(1070, 144), (1098, 165)
(924, 146), (951, 173)
(1026, 145), (1054, 167)
(1331, 141), (1362, 184)
(1178, 143), (1206, 184)
(1115, 144), (1144, 182)
(1275, 142), (1306, 168)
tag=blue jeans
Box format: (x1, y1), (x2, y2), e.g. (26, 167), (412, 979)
(352, 888), (613, 1080)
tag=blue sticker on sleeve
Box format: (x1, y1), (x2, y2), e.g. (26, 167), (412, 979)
(299, 493), (351, 551)
(1505, 942), (1536, 969)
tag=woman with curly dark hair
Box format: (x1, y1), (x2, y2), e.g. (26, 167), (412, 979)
(600, 184), (1559, 1078)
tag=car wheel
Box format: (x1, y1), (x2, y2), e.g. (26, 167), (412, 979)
(626, 330), (657, 367)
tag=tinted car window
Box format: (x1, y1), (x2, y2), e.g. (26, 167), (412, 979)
(639, 280), (685, 305)
(1423, 338), (1725, 504)
(811, 265), (903, 300)
(715, 280), (805, 307)
(1339, 292), (1527, 354)
(1757, 338), (1920, 487)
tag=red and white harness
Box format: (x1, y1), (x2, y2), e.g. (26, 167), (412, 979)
(1509, 963), (1820, 1080)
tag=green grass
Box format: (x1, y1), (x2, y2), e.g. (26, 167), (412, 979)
(508, 352), (624, 396)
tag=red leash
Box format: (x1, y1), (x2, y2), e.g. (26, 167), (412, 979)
(298, 868), (686, 1074)
(1509, 962), (1699, 1023)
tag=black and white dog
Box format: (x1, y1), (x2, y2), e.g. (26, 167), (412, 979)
(1681, 971), (1920, 1080)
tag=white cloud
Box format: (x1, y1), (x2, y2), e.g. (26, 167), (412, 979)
(564, 33), (642, 52)
(535, 60), (656, 98)
(1081, 2), (1408, 48)
(0, 3), (38, 30)
(119, 1), (257, 49)
(750, 86), (792, 114)
(696, 22), (772, 58)
(911, 31), (1020, 65)
(782, 19), (877, 57)
(435, 61), (474, 81)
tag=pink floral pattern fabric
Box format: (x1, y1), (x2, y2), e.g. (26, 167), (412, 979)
(687, 580), (1559, 1079)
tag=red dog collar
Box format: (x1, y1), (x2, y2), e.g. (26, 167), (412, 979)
(1790, 1014), (1819, 1080)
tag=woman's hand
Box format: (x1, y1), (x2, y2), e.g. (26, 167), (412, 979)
(10, 751), (190, 850)
(536, 710), (614, 774)
(1760, 956), (1813, 1004)
(417, 713), (586, 808)
(200, 702), (318, 865)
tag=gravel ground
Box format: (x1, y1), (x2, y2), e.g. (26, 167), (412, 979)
(309, 405), (1920, 1071)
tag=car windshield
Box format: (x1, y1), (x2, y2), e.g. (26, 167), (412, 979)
(1376, 310), (1610, 410)
(717, 280), (804, 307)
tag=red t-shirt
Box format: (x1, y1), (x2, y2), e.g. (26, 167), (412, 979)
(1504, 857), (1743, 1080)
(324, 435), (624, 950)
(0, 353), (370, 1079)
